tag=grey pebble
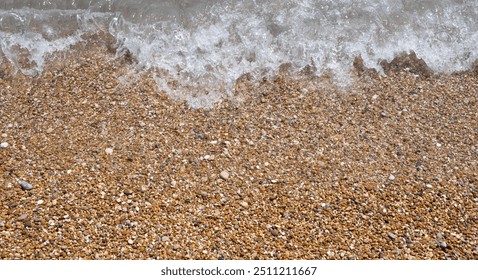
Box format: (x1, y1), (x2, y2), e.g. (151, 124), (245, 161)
(437, 232), (444, 239)
(18, 214), (28, 221)
(19, 180), (33, 190)
(387, 232), (396, 240)
(439, 240), (447, 249)
(0, 221), (5, 227)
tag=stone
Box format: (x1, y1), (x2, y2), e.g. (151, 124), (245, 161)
(128, 239), (134, 245)
(220, 171), (230, 180)
(105, 148), (114, 155)
(0, 221), (5, 227)
(18, 214), (28, 221)
(19, 180), (33, 190)
(388, 174), (395, 181)
(388, 232), (396, 240)
(239, 201), (249, 208)
(439, 241), (447, 249)
(37, 199), (44, 205)
(0, 142), (8, 148)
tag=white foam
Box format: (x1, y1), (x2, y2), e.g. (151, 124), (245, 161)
(1, 1), (477, 107)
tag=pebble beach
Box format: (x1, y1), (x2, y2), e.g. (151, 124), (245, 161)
(0, 44), (477, 260)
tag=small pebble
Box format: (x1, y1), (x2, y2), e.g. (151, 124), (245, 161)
(161, 236), (169, 242)
(425, 184), (433, 189)
(128, 239), (134, 245)
(271, 229), (279, 236)
(19, 180), (33, 190)
(36, 199), (44, 205)
(388, 174), (395, 181)
(18, 214), (28, 221)
(388, 232), (396, 240)
(439, 241), (447, 249)
(1, 133), (7, 138)
(0, 221), (5, 227)
(437, 233), (444, 239)
(124, 190), (133, 196)
(105, 148), (114, 155)
(220, 171), (230, 180)
(239, 201), (249, 208)
(0, 142), (8, 148)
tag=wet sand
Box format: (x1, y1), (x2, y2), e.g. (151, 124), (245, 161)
(0, 45), (477, 259)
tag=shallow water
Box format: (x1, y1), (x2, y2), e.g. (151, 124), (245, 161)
(1, 0), (477, 106)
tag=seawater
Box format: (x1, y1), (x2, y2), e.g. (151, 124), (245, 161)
(1, 0), (477, 107)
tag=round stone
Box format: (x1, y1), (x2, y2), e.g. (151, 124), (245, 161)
(388, 174), (395, 181)
(105, 148), (113, 155)
(220, 171), (230, 180)
(239, 201), (249, 208)
(0, 142), (8, 148)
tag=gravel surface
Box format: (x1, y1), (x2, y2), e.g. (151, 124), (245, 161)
(0, 45), (477, 259)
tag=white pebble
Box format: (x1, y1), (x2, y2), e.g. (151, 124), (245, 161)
(19, 180), (33, 190)
(37, 200), (44, 205)
(220, 171), (230, 180)
(1, 133), (7, 138)
(436, 143), (442, 147)
(240, 201), (249, 208)
(389, 174), (395, 181)
(0, 142), (8, 148)
(105, 148), (113, 155)
(128, 239), (134, 245)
